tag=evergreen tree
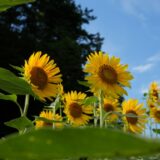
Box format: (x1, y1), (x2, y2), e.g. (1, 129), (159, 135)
(0, 0), (103, 91)
(0, 0), (103, 137)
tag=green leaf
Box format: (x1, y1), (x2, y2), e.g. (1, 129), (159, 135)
(4, 116), (34, 131)
(0, 128), (160, 159)
(0, 93), (17, 102)
(82, 96), (98, 105)
(143, 93), (148, 97)
(0, 67), (37, 97)
(47, 96), (61, 110)
(103, 111), (122, 121)
(0, 0), (35, 12)
(124, 113), (145, 118)
(77, 80), (91, 87)
(153, 129), (160, 134)
(10, 64), (24, 73)
(54, 98), (61, 110)
(34, 116), (63, 123)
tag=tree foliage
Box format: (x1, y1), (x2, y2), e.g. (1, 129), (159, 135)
(0, 0), (103, 91)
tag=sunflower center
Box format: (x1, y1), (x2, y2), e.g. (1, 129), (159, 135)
(30, 67), (48, 90)
(43, 122), (53, 127)
(104, 103), (114, 112)
(69, 102), (82, 118)
(149, 104), (155, 109)
(126, 110), (138, 124)
(98, 64), (118, 84)
(155, 110), (160, 119)
(152, 90), (159, 99)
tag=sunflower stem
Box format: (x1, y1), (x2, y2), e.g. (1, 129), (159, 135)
(59, 102), (62, 116)
(99, 90), (104, 128)
(52, 104), (56, 128)
(59, 95), (63, 116)
(23, 94), (30, 116)
(93, 103), (97, 127)
(15, 102), (23, 116)
(149, 118), (153, 138)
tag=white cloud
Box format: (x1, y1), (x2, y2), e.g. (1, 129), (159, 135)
(147, 53), (160, 62)
(120, 0), (147, 22)
(119, 0), (160, 22)
(132, 63), (154, 73)
(140, 87), (148, 94)
(132, 52), (160, 73)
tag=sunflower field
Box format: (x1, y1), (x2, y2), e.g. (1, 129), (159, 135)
(1, 1), (160, 160)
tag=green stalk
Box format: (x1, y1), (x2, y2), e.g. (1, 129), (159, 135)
(15, 102), (23, 116)
(93, 103), (97, 127)
(23, 94), (30, 116)
(53, 106), (56, 115)
(149, 118), (153, 138)
(52, 102), (56, 129)
(123, 123), (128, 132)
(59, 97), (62, 116)
(99, 90), (104, 128)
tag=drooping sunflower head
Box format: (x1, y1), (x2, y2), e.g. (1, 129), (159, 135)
(102, 97), (121, 122)
(150, 108), (160, 123)
(24, 51), (62, 101)
(84, 51), (133, 96)
(122, 99), (147, 134)
(35, 110), (63, 128)
(149, 81), (160, 102)
(64, 91), (93, 126)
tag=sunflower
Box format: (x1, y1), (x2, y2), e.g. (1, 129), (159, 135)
(149, 81), (160, 102)
(122, 99), (147, 133)
(102, 97), (121, 122)
(64, 91), (93, 126)
(84, 51), (133, 96)
(35, 110), (63, 128)
(147, 99), (157, 110)
(150, 108), (160, 123)
(24, 51), (62, 101)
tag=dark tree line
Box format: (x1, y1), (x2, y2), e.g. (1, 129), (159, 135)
(0, 0), (103, 137)
(0, 0), (103, 91)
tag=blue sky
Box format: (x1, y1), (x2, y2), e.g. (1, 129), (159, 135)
(75, 0), (160, 102)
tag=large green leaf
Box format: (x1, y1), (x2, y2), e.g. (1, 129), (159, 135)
(0, 0), (35, 12)
(0, 93), (17, 102)
(0, 128), (160, 159)
(0, 67), (37, 97)
(4, 116), (34, 131)
(82, 96), (98, 105)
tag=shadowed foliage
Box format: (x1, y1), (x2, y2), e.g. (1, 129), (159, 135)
(0, 0), (103, 91)
(0, 0), (103, 137)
